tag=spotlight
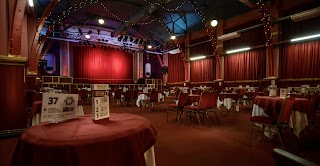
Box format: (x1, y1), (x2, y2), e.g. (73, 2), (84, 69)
(147, 45), (152, 49)
(134, 38), (139, 44)
(88, 30), (92, 34)
(211, 19), (218, 27)
(170, 35), (176, 40)
(78, 28), (83, 35)
(118, 35), (123, 41)
(139, 38), (143, 44)
(98, 18), (104, 24)
(85, 34), (90, 39)
(123, 36), (128, 42)
(130, 37), (133, 42)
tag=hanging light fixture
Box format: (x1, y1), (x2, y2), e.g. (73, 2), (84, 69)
(28, 0), (34, 7)
(170, 35), (176, 40)
(85, 34), (90, 39)
(211, 19), (218, 27)
(98, 18), (104, 24)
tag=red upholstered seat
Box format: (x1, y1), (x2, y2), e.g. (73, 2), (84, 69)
(167, 104), (178, 108)
(249, 97), (295, 148)
(185, 105), (198, 110)
(166, 92), (189, 122)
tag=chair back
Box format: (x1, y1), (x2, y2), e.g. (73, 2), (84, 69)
(149, 90), (159, 102)
(198, 91), (210, 109)
(309, 93), (319, 112)
(133, 89), (140, 99)
(177, 92), (189, 108)
(278, 97), (295, 123)
(125, 89), (134, 99)
(114, 89), (122, 99)
(207, 92), (218, 109)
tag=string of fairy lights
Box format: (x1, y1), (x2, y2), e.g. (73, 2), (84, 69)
(189, 0), (218, 56)
(143, 0), (186, 12)
(258, 2), (273, 46)
(44, 0), (216, 56)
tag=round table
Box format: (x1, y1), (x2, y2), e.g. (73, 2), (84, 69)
(12, 114), (157, 166)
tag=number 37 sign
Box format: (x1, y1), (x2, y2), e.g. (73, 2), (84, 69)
(41, 93), (79, 123)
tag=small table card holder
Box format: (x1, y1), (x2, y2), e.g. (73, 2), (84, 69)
(91, 84), (110, 121)
(41, 93), (79, 123)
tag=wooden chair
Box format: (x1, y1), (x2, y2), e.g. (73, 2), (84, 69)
(166, 92), (189, 122)
(249, 97), (295, 148)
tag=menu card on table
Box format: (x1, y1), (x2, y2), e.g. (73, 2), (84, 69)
(91, 84), (110, 121)
(41, 93), (79, 123)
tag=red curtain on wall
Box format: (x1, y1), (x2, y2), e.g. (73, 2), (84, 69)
(280, 40), (320, 79)
(167, 53), (185, 83)
(190, 57), (216, 82)
(224, 48), (266, 81)
(73, 46), (133, 84)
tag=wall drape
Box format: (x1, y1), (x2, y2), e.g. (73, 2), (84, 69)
(279, 40), (320, 79)
(190, 57), (215, 82)
(224, 48), (266, 81)
(73, 46), (133, 84)
(167, 53), (185, 83)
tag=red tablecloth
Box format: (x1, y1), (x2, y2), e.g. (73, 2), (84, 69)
(253, 96), (310, 119)
(12, 114), (157, 166)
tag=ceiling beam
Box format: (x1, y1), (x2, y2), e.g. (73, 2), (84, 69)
(238, 0), (257, 9)
(113, 0), (173, 35)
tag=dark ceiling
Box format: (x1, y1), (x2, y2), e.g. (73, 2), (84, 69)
(33, 0), (260, 51)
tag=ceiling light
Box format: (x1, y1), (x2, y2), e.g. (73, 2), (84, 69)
(226, 47), (251, 54)
(291, 33), (320, 42)
(28, 0), (34, 7)
(190, 56), (206, 61)
(211, 19), (218, 27)
(147, 45), (152, 49)
(98, 18), (104, 24)
(170, 35), (176, 40)
(85, 34), (90, 39)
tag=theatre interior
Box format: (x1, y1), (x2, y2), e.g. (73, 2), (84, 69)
(1, 0), (320, 166)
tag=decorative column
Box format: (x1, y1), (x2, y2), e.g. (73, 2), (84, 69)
(0, 0), (28, 133)
(60, 41), (70, 77)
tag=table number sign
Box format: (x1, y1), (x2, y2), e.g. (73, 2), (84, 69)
(91, 84), (110, 121)
(41, 93), (79, 123)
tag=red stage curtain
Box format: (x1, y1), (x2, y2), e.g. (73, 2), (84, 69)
(190, 57), (216, 82)
(280, 40), (320, 79)
(73, 46), (133, 84)
(168, 53), (185, 83)
(224, 48), (266, 81)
